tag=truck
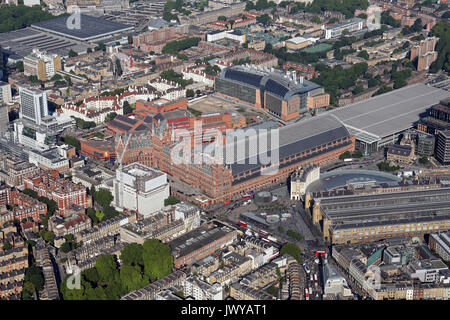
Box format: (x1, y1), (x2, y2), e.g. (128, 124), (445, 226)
(343, 158), (353, 162)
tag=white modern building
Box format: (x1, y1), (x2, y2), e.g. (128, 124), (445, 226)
(19, 86), (48, 125)
(28, 147), (70, 173)
(324, 18), (364, 39)
(184, 276), (223, 300)
(323, 262), (353, 298)
(290, 163), (320, 200)
(113, 163), (170, 217)
(206, 30), (246, 44)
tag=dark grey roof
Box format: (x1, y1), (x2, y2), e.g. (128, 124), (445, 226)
(221, 65), (322, 101)
(228, 115), (350, 177)
(31, 14), (133, 41)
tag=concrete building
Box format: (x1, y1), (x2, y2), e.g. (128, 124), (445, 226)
(290, 163), (320, 200)
(169, 224), (237, 268)
(416, 132), (435, 156)
(19, 87), (48, 126)
(23, 49), (61, 82)
(407, 258), (448, 283)
(113, 163), (169, 217)
(28, 147), (70, 174)
(184, 276), (223, 300)
(323, 262), (352, 298)
(324, 18), (364, 39)
(429, 232), (450, 262)
(0, 82), (12, 104)
(216, 65), (328, 121)
(436, 130), (450, 165)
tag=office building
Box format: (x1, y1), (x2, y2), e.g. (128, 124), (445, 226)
(436, 130), (450, 165)
(19, 87), (48, 125)
(429, 232), (450, 262)
(324, 18), (364, 39)
(0, 105), (8, 133)
(0, 82), (12, 104)
(416, 132), (435, 156)
(23, 49), (61, 82)
(216, 65), (328, 121)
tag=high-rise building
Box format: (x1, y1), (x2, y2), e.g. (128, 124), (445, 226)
(0, 82), (12, 104)
(19, 87), (48, 125)
(23, 49), (61, 81)
(0, 104), (9, 133)
(435, 130), (450, 165)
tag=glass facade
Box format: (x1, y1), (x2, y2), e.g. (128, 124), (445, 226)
(216, 78), (257, 105)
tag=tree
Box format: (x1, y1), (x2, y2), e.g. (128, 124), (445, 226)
(68, 49), (78, 58)
(83, 267), (100, 285)
(164, 195), (180, 206)
(357, 50), (369, 60)
(93, 189), (114, 208)
(256, 14), (272, 26)
(121, 243), (144, 267)
(162, 37), (200, 54)
(60, 241), (73, 253)
(245, 1), (255, 11)
(105, 281), (126, 300)
(16, 61), (24, 72)
(105, 112), (117, 122)
(218, 15), (226, 21)
(430, 21), (450, 73)
(64, 135), (81, 150)
(186, 89), (195, 98)
(95, 255), (118, 283)
(120, 265), (148, 291)
(142, 239), (173, 280)
(123, 101), (133, 114)
(2, 241), (12, 250)
(25, 266), (45, 292)
(419, 156), (429, 164)
(280, 242), (301, 263)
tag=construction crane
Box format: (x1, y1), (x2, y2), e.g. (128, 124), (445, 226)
(115, 132), (133, 209)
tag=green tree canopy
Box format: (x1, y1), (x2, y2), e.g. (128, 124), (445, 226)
(121, 243), (144, 267)
(142, 239), (173, 280)
(95, 255), (119, 283)
(280, 242), (302, 263)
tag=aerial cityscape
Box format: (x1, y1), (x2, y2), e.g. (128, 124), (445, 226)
(0, 0), (450, 306)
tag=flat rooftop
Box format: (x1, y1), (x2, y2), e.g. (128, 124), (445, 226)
(0, 27), (91, 58)
(31, 14), (133, 41)
(322, 83), (450, 144)
(123, 163), (163, 180)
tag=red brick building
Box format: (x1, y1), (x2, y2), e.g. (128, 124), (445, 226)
(115, 114), (355, 205)
(23, 170), (88, 217)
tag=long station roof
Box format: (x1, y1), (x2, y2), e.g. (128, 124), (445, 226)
(322, 83), (450, 144)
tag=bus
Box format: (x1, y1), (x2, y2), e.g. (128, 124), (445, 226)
(259, 229), (269, 237)
(237, 221), (248, 229)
